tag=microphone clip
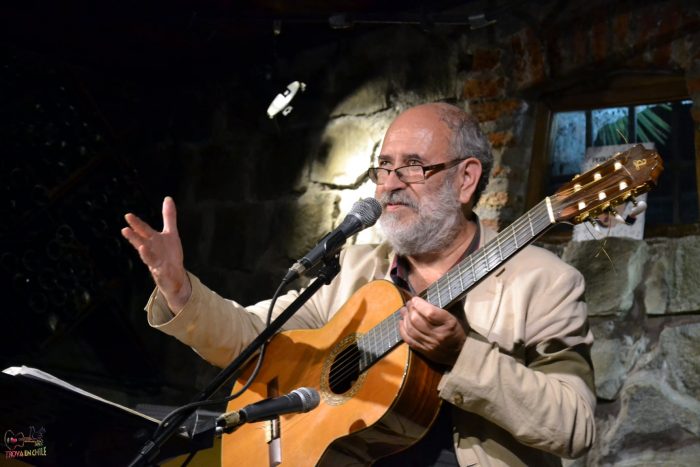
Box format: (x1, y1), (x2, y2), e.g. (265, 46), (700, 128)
(215, 411), (244, 435)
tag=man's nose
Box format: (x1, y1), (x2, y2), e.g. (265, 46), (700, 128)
(381, 169), (408, 191)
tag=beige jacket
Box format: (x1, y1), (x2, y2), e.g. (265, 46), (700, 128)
(148, 224), (596, 466)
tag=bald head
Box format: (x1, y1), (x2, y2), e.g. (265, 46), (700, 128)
(389, 103), (492, 205)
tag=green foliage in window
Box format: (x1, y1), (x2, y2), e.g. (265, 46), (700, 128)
(594, 104), (671, 146)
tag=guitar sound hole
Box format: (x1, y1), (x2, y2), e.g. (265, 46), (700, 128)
(328, 343), (360, 394)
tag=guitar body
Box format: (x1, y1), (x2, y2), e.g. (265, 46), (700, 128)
(221, 280), (443, 467)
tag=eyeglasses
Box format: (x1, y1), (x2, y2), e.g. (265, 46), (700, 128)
(367, 158), (464, 185)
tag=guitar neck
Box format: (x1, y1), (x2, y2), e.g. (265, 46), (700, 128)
(422, 198), (555, 309)
(356, 198), (555, 371)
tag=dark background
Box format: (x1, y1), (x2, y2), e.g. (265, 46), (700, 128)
(1, 0), (485, 406)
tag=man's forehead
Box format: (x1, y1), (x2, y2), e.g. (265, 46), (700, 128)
(379, 119), (448, 163)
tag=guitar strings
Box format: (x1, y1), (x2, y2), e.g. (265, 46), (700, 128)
(324, 200), (554, 388)
(326, 201), (552, 386)
(245, 200), (563, 441)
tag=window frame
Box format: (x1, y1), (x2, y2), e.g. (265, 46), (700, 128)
(526, 73), (700, 239)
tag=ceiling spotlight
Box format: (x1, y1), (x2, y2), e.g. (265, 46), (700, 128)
(267, 81), (307, 118)
(468, 13), (496, 30)
(329, 13), (354, 30)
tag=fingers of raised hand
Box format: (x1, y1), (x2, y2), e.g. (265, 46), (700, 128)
(162, 196), (178, 234)
(121, 226), (144, 250)
(124, 213), (158, 238)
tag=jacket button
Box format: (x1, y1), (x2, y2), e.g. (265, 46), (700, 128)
(452, 393), (464, 405)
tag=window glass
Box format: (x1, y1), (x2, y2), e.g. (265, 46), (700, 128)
(592, 106), (628, 146)
(549, 111), (585, 177)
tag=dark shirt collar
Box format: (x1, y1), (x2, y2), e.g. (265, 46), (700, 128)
(389, 221), (481, 294)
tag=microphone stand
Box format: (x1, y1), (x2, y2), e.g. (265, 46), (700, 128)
(128, 255), (341, 467)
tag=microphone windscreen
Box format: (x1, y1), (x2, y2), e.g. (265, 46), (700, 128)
(292, 387), (321, 412)
(349, 198), (382, 227)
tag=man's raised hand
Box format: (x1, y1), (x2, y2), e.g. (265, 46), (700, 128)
(121, 196), (191, 313)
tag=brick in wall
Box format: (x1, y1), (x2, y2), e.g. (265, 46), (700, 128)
(472, 48), (501, 71)
(462, 77), (505, 100)
(470, 99), (523, 123)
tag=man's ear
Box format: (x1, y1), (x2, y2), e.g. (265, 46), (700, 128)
(458, 157), (482, 206)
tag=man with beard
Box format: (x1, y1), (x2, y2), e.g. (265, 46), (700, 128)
(122, 103), (595, 466)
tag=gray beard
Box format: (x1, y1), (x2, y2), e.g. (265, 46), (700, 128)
(378, 181), (465, 257)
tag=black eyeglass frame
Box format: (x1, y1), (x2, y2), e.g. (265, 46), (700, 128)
(367, 158), (465, 185)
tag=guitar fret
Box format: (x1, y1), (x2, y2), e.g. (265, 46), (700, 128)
(469, 257), (477, 285)
(492, 243), (501, 265)
(447, 271), (457, 304)
(496, 235), (503, 263)
(389, 312), (401, 346)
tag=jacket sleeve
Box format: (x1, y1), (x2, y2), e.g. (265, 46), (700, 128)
(145, 243), (391, 369)
(437, 264), (596, 458)
(146, 272), (329, 368)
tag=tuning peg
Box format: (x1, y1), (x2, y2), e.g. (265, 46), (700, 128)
(624, 199), (647, 225)
(607, 207), (626, 226)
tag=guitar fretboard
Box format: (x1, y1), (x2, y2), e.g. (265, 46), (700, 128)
(356, 198), (555, 372)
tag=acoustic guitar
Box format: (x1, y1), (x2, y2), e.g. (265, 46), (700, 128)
(222, 144), (663, 466)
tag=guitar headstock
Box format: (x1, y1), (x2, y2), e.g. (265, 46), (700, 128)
(550, 144), (663, 224)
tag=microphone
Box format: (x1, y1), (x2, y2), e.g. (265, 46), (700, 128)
(216, 387), (320, 433)
(284, 198), (382, 282)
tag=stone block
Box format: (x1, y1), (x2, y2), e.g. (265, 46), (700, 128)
(469, 99), (523, 123)
(657, 322), (700, 398)
(599, 444), (700, 467)
(310, 116), (383, 187)
(285, 190), (340, 261)
(471, 48), (501, 71)
(562, 238), (648, 316)
(490, 164), (510, 178)
(478, 191), (509, 209)
(510, 28), (547, 91)
(643, 240), (673, 315)
(461, 77), (505, 100)
(330, 79), (389, 117)
(590, 324), (648, 401)
(487, 131), (514, 149)
(669, 236), (700, 313)
(598, 373), (700, 463)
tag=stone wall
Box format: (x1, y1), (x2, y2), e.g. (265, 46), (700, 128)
(559, 237), (700, 465)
